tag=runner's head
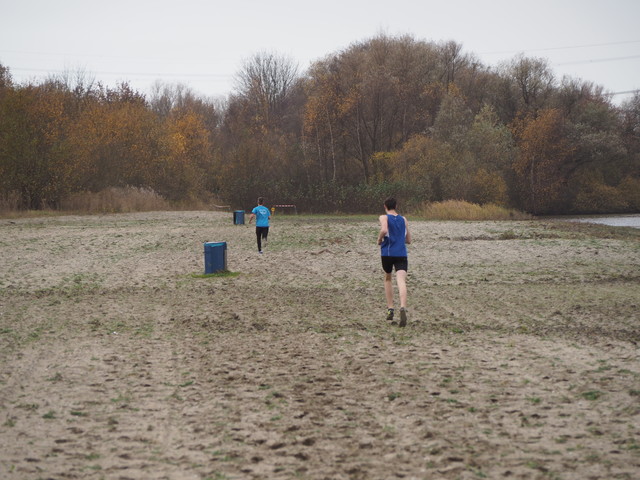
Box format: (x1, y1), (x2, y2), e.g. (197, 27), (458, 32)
(258, 197), (264, 205)
(384, 197), (397, 211)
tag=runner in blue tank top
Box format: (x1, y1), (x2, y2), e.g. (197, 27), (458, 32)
(249, 197), (271, 254)
(377, 197), (412, 327)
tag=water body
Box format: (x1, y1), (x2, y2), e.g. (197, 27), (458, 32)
(562, 214), (640, 229)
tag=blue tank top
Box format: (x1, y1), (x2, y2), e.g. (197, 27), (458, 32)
(380, 214), (407, 257)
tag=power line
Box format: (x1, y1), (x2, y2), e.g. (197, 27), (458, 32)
(603, 90), (639, 96)
(8, 66), (233, 79)
(554, 54), (640, 66)
(481, 39), (640, 56)
(0, 48), (236, 65)
(5, 46), (638, 97)
(5, 39), (640, 63)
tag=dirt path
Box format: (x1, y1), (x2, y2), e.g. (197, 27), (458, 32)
(1, 211), (639, 479)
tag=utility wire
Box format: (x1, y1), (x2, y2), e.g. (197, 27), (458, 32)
(8, 67), (232, 79)
(4, 39), (640, 63)
(481, 39), (640, 55)
(603, 90), (639, 96)
(4, 41), (638, 96)
(554, 54), (640, 66)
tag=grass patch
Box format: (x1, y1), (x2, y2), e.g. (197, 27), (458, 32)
(133, 323), (154, 337)
(191, 271), (241, 279)
(498, 229), (519, 240)
(624, 438), (640, 450)
(110, 393), (131, 404)
(581, 390), (603, 401)
(545, 220), (640, 241)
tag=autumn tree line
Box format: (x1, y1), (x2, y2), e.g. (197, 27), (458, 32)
(1, 34), (639, 214)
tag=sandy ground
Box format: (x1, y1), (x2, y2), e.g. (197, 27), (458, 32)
(1, 211), (639, 480)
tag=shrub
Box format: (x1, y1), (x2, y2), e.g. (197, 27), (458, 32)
(415, 200), (531, 221)
(572, 181), (629, 214)
(617, 176), (640, 212)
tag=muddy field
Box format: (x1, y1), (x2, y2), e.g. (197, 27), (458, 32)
(1, 211), (639, 480)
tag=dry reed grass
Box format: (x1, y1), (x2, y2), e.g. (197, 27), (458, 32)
(416, 199), (532, 221)
(60, 186), (170, 213)
(0, 191), (22, 214)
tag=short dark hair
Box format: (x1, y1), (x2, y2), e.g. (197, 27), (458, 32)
(258, 197), (264, 205)
(384, 197), (397, 210)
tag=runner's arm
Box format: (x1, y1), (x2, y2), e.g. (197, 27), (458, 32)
(377, 215), (388, 245)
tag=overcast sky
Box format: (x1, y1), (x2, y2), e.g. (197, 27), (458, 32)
(1, 0), (639, 105)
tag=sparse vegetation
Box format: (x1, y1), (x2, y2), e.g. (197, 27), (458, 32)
(190, 271), (241, 279)
(60, 186), (170, 214)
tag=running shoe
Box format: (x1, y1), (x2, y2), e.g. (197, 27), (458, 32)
(386, 308), (394, 321)
(399, 308), (408, 327)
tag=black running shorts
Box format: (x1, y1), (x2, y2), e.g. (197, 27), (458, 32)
(256, 226), (269, 238)
(381, 256), (408, 273)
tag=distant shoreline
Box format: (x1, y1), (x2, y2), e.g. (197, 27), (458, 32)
(553, 214), (640, 228)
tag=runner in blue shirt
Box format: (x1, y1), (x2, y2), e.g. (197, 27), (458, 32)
(377, 197), (412, 326)
(249, 197), (271, 254)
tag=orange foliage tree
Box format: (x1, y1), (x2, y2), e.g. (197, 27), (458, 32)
(67, 84), (158, 193)
(511, 108), (574, 214)
(0, 82), (76, 208)
(156, 109), (213, 201)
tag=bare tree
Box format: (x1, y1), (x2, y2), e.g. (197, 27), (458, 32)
(437, 40), (467, 87)
(149, 81), (196, 117)
(234, 51), (299, 126)
(503, 54), (555, 112)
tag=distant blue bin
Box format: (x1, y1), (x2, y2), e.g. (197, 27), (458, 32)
(204, 242), (227, 274)
(233, 210), (245, 225)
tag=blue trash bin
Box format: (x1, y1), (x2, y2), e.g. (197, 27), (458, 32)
(204, 242), (227, 274)
(233, 210), (245, 225)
